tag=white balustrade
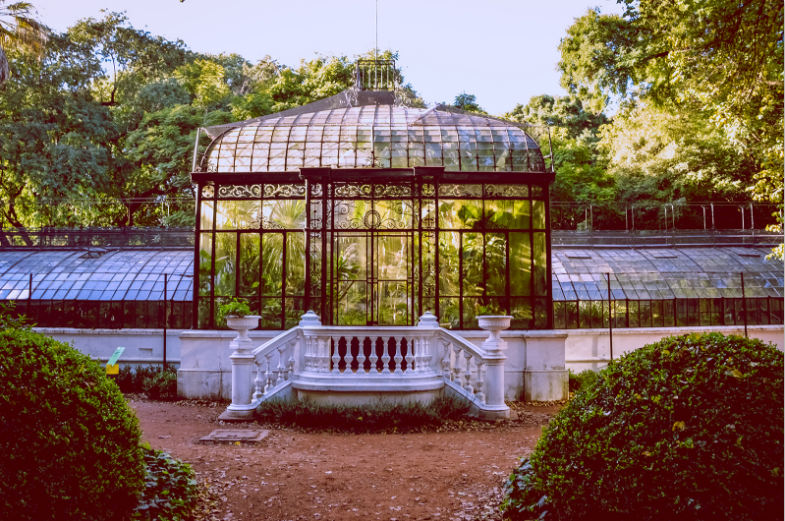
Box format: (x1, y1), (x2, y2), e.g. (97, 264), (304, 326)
(222, 310), (510, 421)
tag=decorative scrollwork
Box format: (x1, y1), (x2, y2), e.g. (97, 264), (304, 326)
(422, 216), (435, 229)
(334, 183), (372, 198)
(333, 183), (412, 198)
(201, 185), (215, 199)
(421, 184), (435, 197)
(438, 184), (482, 198)
(363, 210), (382, 228)
(310, 183), (323, 197)
(263, 184), (306, 198)
(484, 184), (529, 198)
(373, 184), (412, 197)
(532, 185), (545, 197)
(251, 216), (283, 229)
(218, 184), (262, 198)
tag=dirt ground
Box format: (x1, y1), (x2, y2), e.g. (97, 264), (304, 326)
(130, 400), (561, 521)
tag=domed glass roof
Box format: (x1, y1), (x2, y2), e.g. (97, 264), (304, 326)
(199, 99), (547, 173)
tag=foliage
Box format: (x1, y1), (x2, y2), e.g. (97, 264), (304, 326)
(0, 325), (145, 520)
(567, 368), (600, 393)
(131, 446), (199, 521)
(557, 2), (783, 244)
(255, 396), (470, 433)
(450, 92), (486, 113)
(502, 332), (784, 521)
(219, 297), (252, 317)
(115, 364), (178, 401)
(0, 0), (45, 84)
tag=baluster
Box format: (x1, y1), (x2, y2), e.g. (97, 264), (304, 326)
(264, 352), (274, 393)
(356, 337), (367, 373)
(422, 337), (433, 373)
(393, 337), (403, 374)
(405, 337), (415, 373)
(441, 340), (452, 380)
(276, 345), (286, 386)
(287, 340), (296, 379)
(306, 336), (315, 371)
(452, 344), (463, 383)
(474, 356), (485, 404)
(463, 351), (474, 393)
(331, 336), (342, 374)
(320, 336), (330, 373)
(381, 336), (391, 374)
(369, 336), (379, 374)
(252, 361), (264, 401)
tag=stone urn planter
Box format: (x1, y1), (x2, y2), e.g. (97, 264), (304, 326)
(226, 315), (261, 343)
(477, 315), (512, 352)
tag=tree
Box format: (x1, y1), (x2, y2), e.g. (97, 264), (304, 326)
(0, 1), (45, 85)
(452, 92), (485, 113)
(558, 2), (783, 253)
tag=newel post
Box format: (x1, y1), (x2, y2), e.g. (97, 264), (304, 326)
(477, 315), (512, 419)
(219, 315), (261, 421)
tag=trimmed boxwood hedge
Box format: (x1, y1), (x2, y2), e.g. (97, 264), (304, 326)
(0, 324), (146, 520)
(502, 333), (784, 521)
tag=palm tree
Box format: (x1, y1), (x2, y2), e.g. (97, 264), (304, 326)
(0, 1), (46, 85)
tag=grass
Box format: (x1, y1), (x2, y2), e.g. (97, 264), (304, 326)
(255, 396), (471, 434)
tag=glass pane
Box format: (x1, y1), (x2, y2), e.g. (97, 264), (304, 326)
(438, 232), (460, 296)
(462, 233), (483, 297)
(511, 298), (532, 329)
(513, 200), (531, 229)
(285, 232), (305, 296)
(261, 234), (283, 296)
(214, 233), (237, 296)
(263, 200), (306, 229)
(378, 282), (409, 325)
(260, 298), (282, 329)
(199, 233), (213, 297)
(533, 232), (547, 296)
(510, 233), (531, 296)
(485, 200), (514, 229)
(215, 200), (261, 230)
(439, 297), (459, 329)
(532, 200), (546, 229)
(336, 281), (367, 325)
(375, 199), (413, 229)
(439, 200), (481, 229)
(239, 234), (260, 296)
(376, 234), (409, 282)
(200, 201), (214, 230)
(485, 233), (506, 297)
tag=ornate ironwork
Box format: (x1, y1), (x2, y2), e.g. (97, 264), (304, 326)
(334, 183), (412, 198)
(363, 210), (382, 228)
(218, 185), (262, 198)
(335, 184), (373, 198)
(438, 184), (482, 198)
(201, 185), (215, 199)
(310, 183), (323, 197)
(421, 184), (435, 197)
(484, 184), (529, 198)
(264, 184), (306, 198)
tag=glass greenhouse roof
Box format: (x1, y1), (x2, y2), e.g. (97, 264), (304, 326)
(0, 247), (780, 303)
(552, 247), (784, 301)
(199, 103), (546, 173)
(0, 250), (193, 301)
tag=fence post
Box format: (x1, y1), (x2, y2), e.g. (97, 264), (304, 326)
(740, 272), (748, 338)
(163, 273), (168, 370)
(606, 273), (613, 360)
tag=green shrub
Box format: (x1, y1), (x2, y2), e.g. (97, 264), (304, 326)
(142, 370), (178, 401)
(256, 396), (470, 433)
(0, 326), (145, 520)
(503, 333), (784, 521)
(131, 446), (199, 521)
(567, 368), (600, 393)
(116, 365), (178, 399)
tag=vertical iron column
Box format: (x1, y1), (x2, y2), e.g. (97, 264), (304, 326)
(741, 272), (748, 338)
(28, 273), (32, 317)
(163, 273), (168, 371)
(606, 272), (613, 361)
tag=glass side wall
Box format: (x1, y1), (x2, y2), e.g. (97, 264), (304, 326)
(195, 180), (551, 329)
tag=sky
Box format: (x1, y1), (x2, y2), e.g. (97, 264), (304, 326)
(33, 0), (624, 115)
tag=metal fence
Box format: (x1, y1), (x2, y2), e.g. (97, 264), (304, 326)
(0, 227), (195, 249)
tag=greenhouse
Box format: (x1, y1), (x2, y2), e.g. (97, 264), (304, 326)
(191, 81), (553, 331)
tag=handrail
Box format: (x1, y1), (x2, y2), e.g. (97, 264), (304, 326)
(251, 327), (299, 364)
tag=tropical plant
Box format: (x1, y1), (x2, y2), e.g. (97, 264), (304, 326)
(0, 0), (45, 85)
(218, 297), (252, 317)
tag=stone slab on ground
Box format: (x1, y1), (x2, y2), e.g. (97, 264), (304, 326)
(199, 429), (269, 444)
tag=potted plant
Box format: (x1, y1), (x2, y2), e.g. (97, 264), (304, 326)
(219, 298), (260, 342)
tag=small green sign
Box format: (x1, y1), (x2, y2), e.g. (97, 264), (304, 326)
(107, 347), (125, 367)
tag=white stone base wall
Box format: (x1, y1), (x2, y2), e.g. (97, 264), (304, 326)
(34, 324), (783, 402)
(564, 324), (783, 372)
